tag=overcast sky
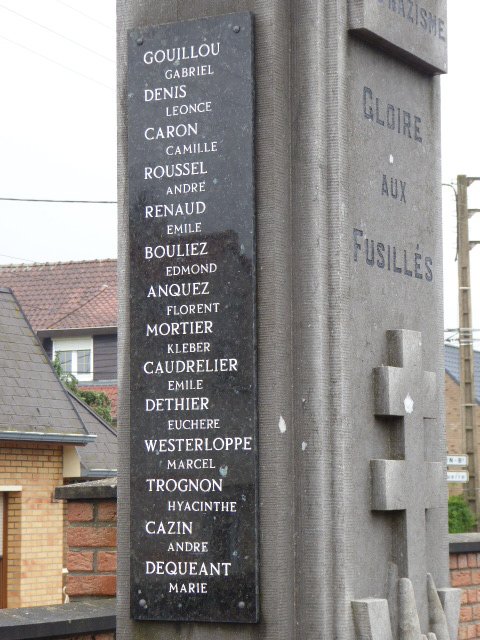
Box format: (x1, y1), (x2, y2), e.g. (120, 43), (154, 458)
(0, 0), (116, 264)
(0, 1), (477, 338)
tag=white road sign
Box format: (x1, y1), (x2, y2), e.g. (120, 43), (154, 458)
(447, 455), (468, 467)
(447, 471), (469, 483)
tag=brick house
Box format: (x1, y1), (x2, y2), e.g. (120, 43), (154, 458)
(445, 344), (480, 461)
(0, 287), (116, 609)
(2, 260), (471, 465)
(0, 260), (118, 421)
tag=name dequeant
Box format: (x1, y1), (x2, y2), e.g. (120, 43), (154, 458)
(145, 560), (231, 577)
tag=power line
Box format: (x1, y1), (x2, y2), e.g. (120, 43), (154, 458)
(0, 4), (114, 63)
(56, 0), (114, 31)
(49, 285), (110, 329)
(0, 197), (116, 204)
(0, 33), (113, 90)
(0, 253), (35, 264)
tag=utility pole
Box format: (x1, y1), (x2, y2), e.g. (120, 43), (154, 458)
(457, 175), (480, 522)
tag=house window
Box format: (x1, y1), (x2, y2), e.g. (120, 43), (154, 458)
(57, 350), (73, 373)
(53, 337), (94, 382)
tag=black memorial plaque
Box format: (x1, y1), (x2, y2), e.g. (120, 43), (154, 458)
(127, 13), (258, 623)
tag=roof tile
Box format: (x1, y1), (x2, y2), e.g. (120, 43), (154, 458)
(445, 343), (480, 403)
(0, 260), (117, 332)
(0, 289), (89, 439)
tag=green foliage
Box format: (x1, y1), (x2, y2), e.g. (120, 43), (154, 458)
(448, 495), (477, 533)
(52, 355), (113, 426)
(52, 355), (79, 393)
(77, 389), (113, 425)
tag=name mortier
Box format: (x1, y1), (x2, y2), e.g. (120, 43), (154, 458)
(146, 320), (213, 337)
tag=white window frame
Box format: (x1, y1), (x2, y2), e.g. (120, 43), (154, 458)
(52, 336), (94, 382)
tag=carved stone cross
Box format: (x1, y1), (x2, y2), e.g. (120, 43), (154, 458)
(371, 330), (443, 626)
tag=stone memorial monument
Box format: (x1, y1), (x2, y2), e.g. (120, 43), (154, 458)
(117, 0), (460, 638)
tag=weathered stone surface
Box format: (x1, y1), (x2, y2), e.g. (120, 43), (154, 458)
(352, 598), (394, 639)
(426, 574), (449, 640)
(349, 0), (447, 74)
(0, 599), (115, 639)
(373, 330), (436, 418)
(437, 587), (461, 640)
(387, 562), (399, 636)
(348, 28), (446, 627)
(117, 0), (448, 638)
(370, 330), (443, 623)
(399, 578), (422, 639)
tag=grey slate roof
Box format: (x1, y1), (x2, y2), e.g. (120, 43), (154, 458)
(0, 288), (93, 443)
(444, 343), (480, 404)
(68, 391), (117, 477)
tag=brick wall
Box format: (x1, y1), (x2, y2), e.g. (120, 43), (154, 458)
(446, 372), (465, 457)
(61, 481), (479, 639)
(66, 499), (117, 598)
(445, 371), (480, 460)
(451, 550), (480, 639)
(0, 442), (64, 608)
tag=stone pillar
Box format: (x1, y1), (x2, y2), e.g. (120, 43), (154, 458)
(117, 1), (457, 638)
